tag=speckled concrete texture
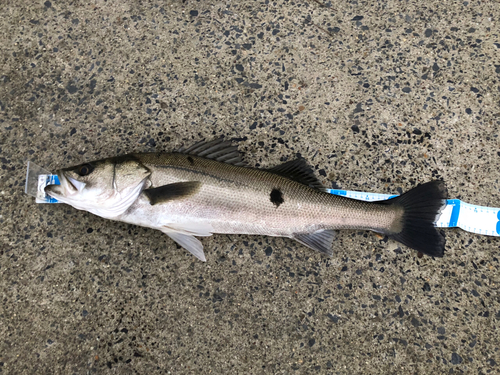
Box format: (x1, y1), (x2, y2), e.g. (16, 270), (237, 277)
(1, 0), (499, 373)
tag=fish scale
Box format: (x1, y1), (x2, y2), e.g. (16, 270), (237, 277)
(131, 153), (396, 234)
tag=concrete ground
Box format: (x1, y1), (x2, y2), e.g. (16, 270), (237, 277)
(1, 0), (499, 373)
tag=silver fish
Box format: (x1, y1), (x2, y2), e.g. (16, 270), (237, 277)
(45, 138), (447, 261)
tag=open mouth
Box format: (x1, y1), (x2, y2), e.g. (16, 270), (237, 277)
(44, 171), (86, 198)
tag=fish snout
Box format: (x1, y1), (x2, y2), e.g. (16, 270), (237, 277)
(44, 171), (79, 198)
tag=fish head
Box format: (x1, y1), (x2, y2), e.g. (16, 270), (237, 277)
(45, 155), (151, 218)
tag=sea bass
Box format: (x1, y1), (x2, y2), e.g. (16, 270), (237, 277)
(45, 138), (447, 261)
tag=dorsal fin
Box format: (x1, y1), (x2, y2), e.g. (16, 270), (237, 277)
(177, 138), (246, 166)
(268, 159), (326, 191)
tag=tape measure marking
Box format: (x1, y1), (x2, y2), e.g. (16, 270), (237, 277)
(448, 199), (460, 227)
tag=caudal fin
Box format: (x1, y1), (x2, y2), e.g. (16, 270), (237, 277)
(381, 180), (447, 257)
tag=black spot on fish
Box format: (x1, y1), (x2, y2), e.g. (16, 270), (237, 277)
(187, 156), (194, 165)
(270, 188), (284, 207)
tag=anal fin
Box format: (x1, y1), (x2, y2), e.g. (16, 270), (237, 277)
(292, 230), (335, 256)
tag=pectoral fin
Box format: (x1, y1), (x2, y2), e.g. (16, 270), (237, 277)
(164, 231), (206, 262)
(293, 229), (335, 256)
(144, 181), (202, 205)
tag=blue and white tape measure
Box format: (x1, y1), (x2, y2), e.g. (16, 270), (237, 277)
(328, 189), (500, 237)
(36, 174), (60, 203)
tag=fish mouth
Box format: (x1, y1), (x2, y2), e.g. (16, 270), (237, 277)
(44, 171), (85, 198)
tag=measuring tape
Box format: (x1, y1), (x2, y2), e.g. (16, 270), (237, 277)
(25, 161), (500, 237)
(328, 189), (500, 237)
(35, 174), (60, 203)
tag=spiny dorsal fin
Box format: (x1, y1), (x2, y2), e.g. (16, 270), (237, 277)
(144, 181), (202, 205)
(293, 230), (335, 256)
(177, 138), (247, 166)
(268, 159), (326, 191)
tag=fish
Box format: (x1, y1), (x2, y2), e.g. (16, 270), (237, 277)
(45, 138), (447, 261)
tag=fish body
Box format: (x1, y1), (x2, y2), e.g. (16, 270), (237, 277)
(45, 138), (447, 261)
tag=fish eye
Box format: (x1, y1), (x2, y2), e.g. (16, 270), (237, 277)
(77, 163), (94, 176)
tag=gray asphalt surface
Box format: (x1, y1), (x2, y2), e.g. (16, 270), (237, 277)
(1, 0), (499, 373)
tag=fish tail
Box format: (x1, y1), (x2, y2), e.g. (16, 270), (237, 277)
(380, 180), (447, 257)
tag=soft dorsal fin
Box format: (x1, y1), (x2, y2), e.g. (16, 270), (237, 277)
(268, 159), (326, 191)
(144, 181), (202, 205)
(177, 138), (247, 167)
